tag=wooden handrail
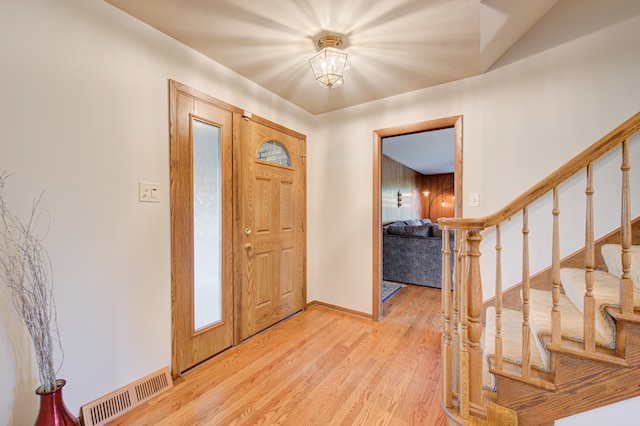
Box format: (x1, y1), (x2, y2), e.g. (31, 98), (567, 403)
(440, 112), (640, 230)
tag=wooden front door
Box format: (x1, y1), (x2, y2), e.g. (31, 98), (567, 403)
(238, 118), (306, 340)
(170, 81), (234, 376)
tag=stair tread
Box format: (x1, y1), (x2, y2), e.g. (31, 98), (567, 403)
(601, 244), (640, 287)
(542, 337), (628, 368)
(560, 268), (640, 344)
(483, 307), (547, 390)
(479, 247), (640, 408)
(484, 288), (621, 392)
(488, 357), (556, 392)
(528, 288), (615, 355)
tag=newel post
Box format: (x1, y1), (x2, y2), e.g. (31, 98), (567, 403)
(465, 229), (484, 409)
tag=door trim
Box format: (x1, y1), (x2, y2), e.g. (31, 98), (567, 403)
(372, 116), (463, 321)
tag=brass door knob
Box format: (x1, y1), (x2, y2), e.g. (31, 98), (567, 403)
(244, 242), (254, 250)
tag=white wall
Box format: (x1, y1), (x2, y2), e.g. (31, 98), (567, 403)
(0, 0), (314, 424)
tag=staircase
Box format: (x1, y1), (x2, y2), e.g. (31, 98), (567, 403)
(438, 112), (640, 425)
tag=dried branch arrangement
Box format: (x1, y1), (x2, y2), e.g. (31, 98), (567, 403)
(0, 172), (62, 392)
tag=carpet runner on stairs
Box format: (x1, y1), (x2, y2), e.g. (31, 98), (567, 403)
(602, 244), (640, 288)
(483, 306), (546, 390)
(482, 244), (640, 390)
(559, 267), (640, 345)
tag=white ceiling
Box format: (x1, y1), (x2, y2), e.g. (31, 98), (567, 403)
(104, 0), (560, 115)
(383, 128), (455, 175)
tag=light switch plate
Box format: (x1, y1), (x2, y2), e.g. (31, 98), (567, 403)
(469, 193), (479, 207)
(139, 182), (160, 203)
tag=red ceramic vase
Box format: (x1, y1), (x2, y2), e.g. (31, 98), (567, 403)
(34, 379), (78, 426)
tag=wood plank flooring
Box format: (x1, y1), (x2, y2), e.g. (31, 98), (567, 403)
(110, 285), (446, 426)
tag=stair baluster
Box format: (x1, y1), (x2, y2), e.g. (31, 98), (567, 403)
(452, 237), (464, 409)
(621, 139), (633, 315)
(441, 226), (453, 408)
(551, 187), (561, 373)
(521, 208), (531, 376)
(495, 224), (503, 370)
(460, 232), (470, 418)
(584, 164), (596, 351)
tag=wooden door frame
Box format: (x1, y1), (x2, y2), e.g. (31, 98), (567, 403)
(372, 116), (463, 321)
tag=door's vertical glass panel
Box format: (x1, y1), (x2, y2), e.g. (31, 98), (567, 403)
(256, 141), (291, 167)
(192, 119), (222, 331)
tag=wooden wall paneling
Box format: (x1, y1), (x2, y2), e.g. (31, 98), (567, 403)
(420, 173), (455, 223)
(381, 155), (421, 224)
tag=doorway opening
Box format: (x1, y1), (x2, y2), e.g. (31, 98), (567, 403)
(372, 116), (463, 320)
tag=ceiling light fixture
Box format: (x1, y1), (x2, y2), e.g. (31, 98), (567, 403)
(309, 35), (349, 89)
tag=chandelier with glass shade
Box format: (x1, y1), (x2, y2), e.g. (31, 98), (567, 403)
(309, 35), (349, 89)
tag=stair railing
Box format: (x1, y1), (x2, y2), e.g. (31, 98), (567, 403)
(439, 112), (640, 422)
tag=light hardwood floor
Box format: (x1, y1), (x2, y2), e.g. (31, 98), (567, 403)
(110, 285), (446, 425)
